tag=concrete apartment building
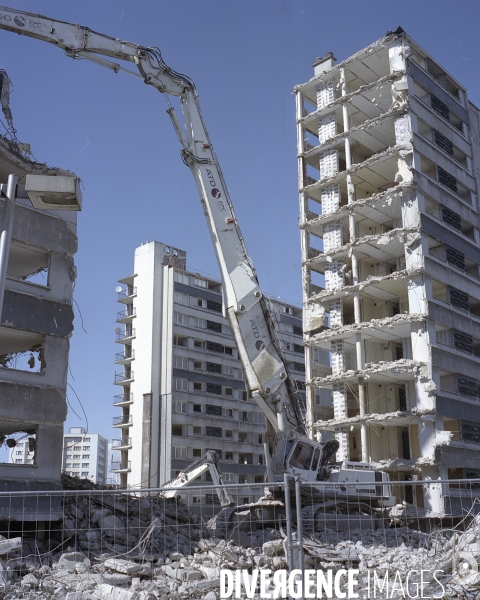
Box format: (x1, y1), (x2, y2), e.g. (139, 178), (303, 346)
(0, 72), (79, 512)
(62, 427), (108, 484)
(112, 241), (305, 505)
(295, 29), (480, 514)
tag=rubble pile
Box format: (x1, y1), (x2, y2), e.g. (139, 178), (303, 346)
(0, 492), (479, 598)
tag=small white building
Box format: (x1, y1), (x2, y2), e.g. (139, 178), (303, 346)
(62, 427), (108, 484)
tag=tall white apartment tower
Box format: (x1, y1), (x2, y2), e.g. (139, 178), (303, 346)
(295, 29), (480, 515)
(113, 241), (306, 504)
(62, 427), (108, 484)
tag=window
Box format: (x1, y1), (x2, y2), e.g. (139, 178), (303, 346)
(206, 320), (222, 333)
(73, 463), (80, 468)
(174, 312), (188, 326)
(174, 272), (189, 285)
(196, 298), (207, 308)
(172, 425), (183, 436)
(174, 378), (188, 391)
(207, 300), (222, 313)
(15, 450), (22, 455)
(84, 438), (91, 442)
(293, 325), (303, 336)
(192, 448), (202, 458)
(283, 306), (293, 315)
(206, 426), (222, 437)
(174, 292), (189, 306)
(223, 324), (232, 335)
(73, 455), (80, 459)
(225, 430), (233, 438)
(223, 408), (233, 418)
(73, 446), (81, 451)
(81, 472), (89, 477)
(193, 404), (202, 413)
(193, 426), (202, 435)
(194, 317), (207, 328)
(239, 475), (248, 484)
(225, 387), (233, 396)
(194, 277), (208, 288)
(82, 455), (90, 459)
(293, 344), (304, 354)
(15, 459), (22, 464)
(193, 382), (203, 391)
(192, 496), (205, 504)
(193, 360), (203, 370)
(82, 463), (89, 468)
(225, 451), (233, 460)
(206, 404), (222, 416)
(173, 447), (187, 459)
(258, 454), (264, 465)
(289, 442), (314, 470)
(174, 335), (188, 347)
(174, 356), (189, 369)
(239, 432), (248, 443)
(207, 362), (222, 373)
(194, 339), (206, 349)
(173, 401), (187, 414)
(206, 341), (233, 355)
(241, 411), (250, 422)
(223, 473), (234, 483)
(241, 391), (248, 401)
(257, 434), (264, 444)
(223, 365), (234, 376)
(207, 383), (222, 395)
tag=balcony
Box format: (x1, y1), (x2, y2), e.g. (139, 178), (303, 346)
(115, 328), (135, 344)
(117, 287), (137, 305)
(115, 349), (135, 365)
(112, 437), (132, 451)
(114, 371), (134, 385)
(111, 460), (131, 473)
(112, 415), (132, 428)
(116, 307), (136, 323)
(113, 393), (133, 407)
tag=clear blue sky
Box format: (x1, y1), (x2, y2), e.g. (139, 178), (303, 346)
(0, 0), (479, 444)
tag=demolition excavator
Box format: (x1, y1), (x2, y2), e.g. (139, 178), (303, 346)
(0, 7), (394, 530)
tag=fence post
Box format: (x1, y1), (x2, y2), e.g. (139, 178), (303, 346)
(283, 473), (294, 572)
(295, 475), (305, 600)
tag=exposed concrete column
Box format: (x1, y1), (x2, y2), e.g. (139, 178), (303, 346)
(341, 67), (368, 462)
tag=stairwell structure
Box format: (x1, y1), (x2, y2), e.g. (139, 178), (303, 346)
(295, 30), (480, 514)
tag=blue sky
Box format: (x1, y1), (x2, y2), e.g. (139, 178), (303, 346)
(0, 0), (479, 444)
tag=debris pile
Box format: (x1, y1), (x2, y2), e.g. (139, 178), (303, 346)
(0, 492), (479, 598)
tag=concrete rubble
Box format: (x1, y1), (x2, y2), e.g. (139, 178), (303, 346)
(0, 490), (478, 598)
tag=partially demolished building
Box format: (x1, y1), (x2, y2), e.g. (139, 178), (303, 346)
(0, 72), (79, 508)
(295, 30), (480, 514)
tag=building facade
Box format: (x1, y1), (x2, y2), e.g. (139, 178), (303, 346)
(295, 30), (480, 514)
(62, 427), (108, 484)
(112, 241), (305, 505)
(0, 71), (79, 509)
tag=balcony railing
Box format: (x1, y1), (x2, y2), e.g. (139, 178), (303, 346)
(117, 287), (137, 299)
(111, 460), (131, 472)
(114, 371), (134, 383)
(112, 415), (132, 427)
(115, 349), (135, 362)
(112, 437), (132, 449)
(113, 393), (133, 405)
(116, 307), (136, 321)
(116, 328), (135, 341)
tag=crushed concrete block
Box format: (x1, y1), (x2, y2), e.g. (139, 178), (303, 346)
(183, 568), (203, 581)
(0, 537), (22, 555)
(104, 558), (140, 575)
(94, 584), (134, 600)
(91, 508), (111, 524)
(69, 504), (85, 520)
(101, 573), (131, 586)
(21, 572), (38, 588)
(169, 551), (183, 561)
(58, 552), (90, 573)
(65, 593), (85, 600)
(197, 565), (220, 578)
(263, 539), (284, 557)
(204, 593), (217, 600)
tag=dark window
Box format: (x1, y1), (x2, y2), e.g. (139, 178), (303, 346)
(224, 346), (233, 355)
(450, 287), (469, 310)
(293, 325), (303, 336)
(207, 341), (223, 353)
(193, 404), (202, 413)
(445, 246), (465, 270)
(293, 344), (304, 354)
(207, 384), (222, 395)
(431, 95), (449, 121)
(294, 380), (306, 391)
(294, 362), (306, 372)
(206, 362), (222, 373)
(433, 130), (454, 155)
(401, 430), (411, 460)
(437, 167), (457, 193)
(462, 422), (480, 444)
(453, 331), (474, 354)
(206, 320), (222, 332)
(398, 387), (407, 411)
(207, 300), (222, 313)
(457, 375), (478, 398)
(206, 426), (222, 438)
(206, 404), (222, 416)
(441, 206), (461, 230)
(205, 494), (220, 504)
(289, 442), (314, 470)
(172, 425), (182, 436)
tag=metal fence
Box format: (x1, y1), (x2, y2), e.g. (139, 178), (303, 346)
(0, 479), (478, 597)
